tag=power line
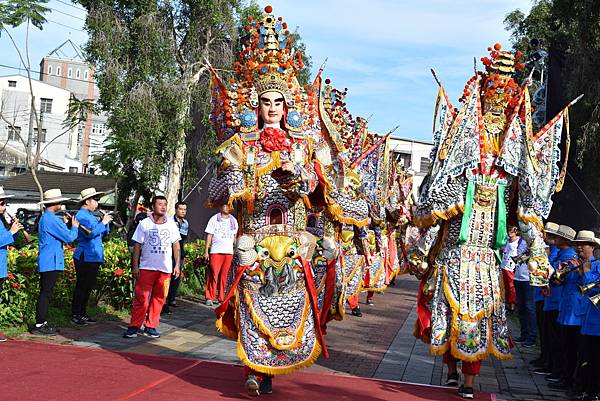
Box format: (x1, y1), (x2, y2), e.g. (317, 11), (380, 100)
(0, 63), (95, 85)
(46, 17), (85, 32)
(49, 7), (85, 22)
(54, 0), (86, 12)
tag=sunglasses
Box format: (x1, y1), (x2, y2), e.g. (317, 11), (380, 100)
(0, 201), (7, 206)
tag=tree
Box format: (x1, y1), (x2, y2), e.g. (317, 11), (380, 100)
(504, 0), (600, 227)
(77, 0), (241, 216)
(0, 0), (49, 199)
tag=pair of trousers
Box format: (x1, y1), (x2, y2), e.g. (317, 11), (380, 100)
(502, 269), (517, 305)
(514, 280), (537, 342)
(559, 324), (581, 385)
(443, 352), (481, 375)
(347, 294), (359, 309)
(535, 300), (546, 363)
(580, 334), (600, 396)
(244, 366), (273, 381)
(205, 253), (233, 302)
(129, 269), (171, 329)
(543, 309), (560, 373)
(71, 259), (101, 316)
(36, 270), (61, 324)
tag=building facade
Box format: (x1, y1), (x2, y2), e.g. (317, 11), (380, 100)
(0, 75), (80, 176)
(389, 136), (433, 197)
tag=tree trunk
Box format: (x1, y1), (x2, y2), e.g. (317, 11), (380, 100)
(164, 89), (192, 215)
(164, 127), (186, 215)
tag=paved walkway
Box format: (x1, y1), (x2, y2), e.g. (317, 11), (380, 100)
(19, 276), (568, 401)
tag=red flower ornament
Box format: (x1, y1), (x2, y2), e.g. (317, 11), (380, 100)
(260, 127), (291, 153)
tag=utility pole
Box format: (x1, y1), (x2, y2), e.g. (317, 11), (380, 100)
(26, 96), (35, 168)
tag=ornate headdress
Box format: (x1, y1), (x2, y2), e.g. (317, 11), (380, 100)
(210, 5), (316, 141)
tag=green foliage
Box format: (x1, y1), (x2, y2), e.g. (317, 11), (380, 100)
(0, 238), (207, 328)
(505, 0), (600, 212)
(0, 0), (49, 31)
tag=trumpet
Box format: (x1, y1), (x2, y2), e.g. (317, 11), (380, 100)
(4, 211), (33, 244)
(590, 292), (600, 307)
(552, 258), (582, 284)
(579, 278), (600, 296)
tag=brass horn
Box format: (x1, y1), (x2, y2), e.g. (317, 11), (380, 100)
(579, 278), (600, 296)
(590, 292), (600, 308)
(552, 263), (580, 285)
(511, 253), (530, 264)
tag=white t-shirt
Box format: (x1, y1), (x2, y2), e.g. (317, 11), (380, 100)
(205, 213), (238, 254)
(132, 215), (181, 273)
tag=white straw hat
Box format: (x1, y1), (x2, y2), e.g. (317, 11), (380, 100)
(572, 230), (600, 246)
(78, 187), (105, 201)
(38, 188), (70, 205)
(544, 221), (559, 235)
(0, 186), (14, 200)
(556, 225), (576, 241)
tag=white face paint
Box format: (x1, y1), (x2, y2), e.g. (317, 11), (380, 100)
(259, 91), (285, 126)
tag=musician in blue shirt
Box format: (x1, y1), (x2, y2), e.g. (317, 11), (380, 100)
(535, 225), (576, 380)
(71, 188), (113, 326)
(0, 187), (23, 342)
(31, 189), (79, 336)
(531, 222), (560, 370)
(575, 231), (600, 401)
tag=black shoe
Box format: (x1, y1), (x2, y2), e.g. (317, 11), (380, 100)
(259, 376), (273, 394)
(30, 323), (57, 336)
(351, 307), (362, 317)
(71, 315), (88, 326)
(245, 375), (260, 397)
(533, 367), (552, 375)
(548, 380), (570, 390)
(458, 385), (474, 399)
(123, 326), (139, 338)
(444, 373), (459, 386)
(81, 315), (97, 323)
(161, 305), (172, 315)
(366, 298), (374, 306)
(168, 301), (178, 307)
(545, 373), (561, 383)
(389, 279), (396, 286)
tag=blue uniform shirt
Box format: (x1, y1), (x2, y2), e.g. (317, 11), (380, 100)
(37, 210), (78, 272)
(0, 222), (16, 278)
(73, 208), (109, 263)
(536, 245), (559, 302)
(580, 259), (600, 336)
(557, 256), (594, 326)
(544, 246), (577, 311)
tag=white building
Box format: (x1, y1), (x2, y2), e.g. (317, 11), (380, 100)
(389, 136), (434, 197)
(0, 74), (81, 176)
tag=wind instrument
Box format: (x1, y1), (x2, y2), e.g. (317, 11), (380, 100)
(579, 278), (600, 296)
(552, 257), (581, 284)
(64, 212), (92, 235)
(4, 211), (33, 244)
(589, 292), (600, 307)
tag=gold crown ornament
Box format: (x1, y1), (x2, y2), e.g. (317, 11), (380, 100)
(210, 5), (316, 141)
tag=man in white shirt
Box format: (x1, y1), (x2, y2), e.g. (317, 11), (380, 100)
(501, 226), (523, 312)
(123, 196), (181, 338)
(204, 204), (238, 306)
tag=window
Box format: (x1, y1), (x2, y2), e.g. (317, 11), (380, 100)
(419, 157), (430, 173)
(34, 128), (47, 143)
(69, 167), (78, 173)
(48, 65), (52, 75)
(7, 125), (21, 140)
(56, 66), (62, 76)
(76, 69), (80, 79)
(84, 70), (89, 80)
(67, 68), (72, 78)
(8, 80), (16, 87)
(40, 98), (53, 113)
(396, 152), (412, 168)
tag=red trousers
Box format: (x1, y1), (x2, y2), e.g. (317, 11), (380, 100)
(502, 269), (517, 305)
(347, 294), (359, 309)
(130, 269), (171, 329)
(205, 253), (233, 302)
(443, 352), (481, 375)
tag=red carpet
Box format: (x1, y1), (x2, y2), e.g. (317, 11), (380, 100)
(0, 341), (496, 400)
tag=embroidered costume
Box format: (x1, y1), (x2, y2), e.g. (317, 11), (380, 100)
(408, 44), (579, 365)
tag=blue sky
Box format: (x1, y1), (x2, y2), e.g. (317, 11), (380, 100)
(0, 0), (532, 141)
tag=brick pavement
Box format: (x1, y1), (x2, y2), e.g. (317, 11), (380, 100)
(19, 276), (570, 400)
